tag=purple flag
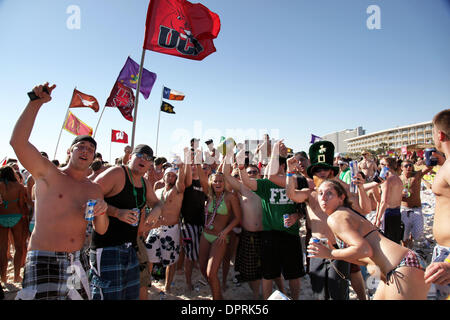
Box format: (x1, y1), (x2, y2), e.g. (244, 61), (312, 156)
(117, 56), (157, 99)
(310, 134), (323, 144)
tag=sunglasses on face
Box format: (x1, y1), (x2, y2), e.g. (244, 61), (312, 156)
(247, 170), (258, 175)
(403, 164), (413, 168)
(135, 153), (153, 162)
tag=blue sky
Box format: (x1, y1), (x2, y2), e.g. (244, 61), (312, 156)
(1, 0), (449, 165)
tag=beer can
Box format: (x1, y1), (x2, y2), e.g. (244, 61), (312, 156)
(85, 199), (97, 222)
(283, 214), (289, 228)
(349, 160), (358, 193)
(380, 166), (389, 180)
(424, 148), (438, 167)
(131, 208), (140, 227)
(311, 237), (320, 243)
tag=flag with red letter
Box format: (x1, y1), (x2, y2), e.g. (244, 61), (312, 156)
(105, 82), (136, 122)
(63, 111), (93, 136)
(111, 130), (129, 144)
(69, 89), (100, 112)
(143, 0), (221, 61)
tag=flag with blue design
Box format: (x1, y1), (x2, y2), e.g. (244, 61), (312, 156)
(163, 87), (185, 101)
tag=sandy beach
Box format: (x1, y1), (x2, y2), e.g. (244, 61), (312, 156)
(1, 189), (437, 300)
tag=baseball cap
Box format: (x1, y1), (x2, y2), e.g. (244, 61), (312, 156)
(71, 135), (97, 150)
(132, 144), (154, 159)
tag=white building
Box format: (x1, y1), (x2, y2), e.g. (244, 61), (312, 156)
(322, 127), (366, 154)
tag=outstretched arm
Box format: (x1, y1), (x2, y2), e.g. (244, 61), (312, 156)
(10, 83), (58, 180)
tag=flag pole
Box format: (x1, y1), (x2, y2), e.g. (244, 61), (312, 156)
(131, 48), (146, 150)
(54, 88), (76, 160)
(93, 105), (107, 138)
(110, 138), (112, 164)
(155, 85), (164, 156)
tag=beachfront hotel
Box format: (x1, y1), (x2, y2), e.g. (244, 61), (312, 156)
(345, 121), (434, 154)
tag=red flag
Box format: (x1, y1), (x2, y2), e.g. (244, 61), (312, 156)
(105, 81), (136, 122)
(1, 157), (7, 167)
(63, 111), (93, 136)
(143, 0), (221, 61)
(69, 89), (100, 112)
(111, 130), (129, 144)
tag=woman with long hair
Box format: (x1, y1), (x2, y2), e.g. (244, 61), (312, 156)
(308, 179), (430, 299)
(198, 172), (241, 299)
(0, 165), (29, 284)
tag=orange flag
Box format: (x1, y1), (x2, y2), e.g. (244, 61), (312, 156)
(69, 89), (100, 112)
(63, 111), (93, 136)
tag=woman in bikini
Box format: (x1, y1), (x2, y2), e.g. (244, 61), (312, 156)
(0, 165), (29, 284)
(198, 172), (241, 300)
(307, 179), (430, 299)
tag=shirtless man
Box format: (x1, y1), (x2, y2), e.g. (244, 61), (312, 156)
(223, 152), (284, 299)
(285, 141), (371, 300)
(424, 109), (450, 300)
(375, 157), (404, 244)
(358, 151), (378, 181)
(399, 160), (432, 248)
(11, 83), (108, 300)
(145, 150), (186, 297)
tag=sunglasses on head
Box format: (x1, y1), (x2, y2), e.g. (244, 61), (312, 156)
(135, 153), (153, 162)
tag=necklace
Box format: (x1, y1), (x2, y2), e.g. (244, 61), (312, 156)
(127, 167), (146, 209)
(204, 193), (225, 230)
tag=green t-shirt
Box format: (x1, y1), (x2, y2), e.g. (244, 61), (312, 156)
(253, 179), (299, 236)
(339, 168), (351, 185)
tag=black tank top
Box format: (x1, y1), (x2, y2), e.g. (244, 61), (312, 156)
(91, 166), (146, 249)
(180, 179), (206, 226)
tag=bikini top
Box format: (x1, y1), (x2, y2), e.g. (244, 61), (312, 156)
(207, 194), (228, 216)
(334, 207), (381, 249)
(2, 198), (19, 209)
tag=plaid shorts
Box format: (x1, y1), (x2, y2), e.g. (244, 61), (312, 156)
(430, 244), (450, 300)
(89, 244), (140, 300)
(16, 250), (90, 300)
(235, 229), (262, 282)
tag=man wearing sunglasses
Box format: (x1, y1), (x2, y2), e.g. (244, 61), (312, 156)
(399, 160), (433, 249)
(90, 144), (163, 300)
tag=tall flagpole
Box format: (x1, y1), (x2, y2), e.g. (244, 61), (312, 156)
(131, 49), (146, 150)
(54, 87), (75, 160)
(93, 105), (107, 138)
(155, 85), (165, 156)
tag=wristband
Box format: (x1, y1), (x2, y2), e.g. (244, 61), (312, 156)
(286, 172), (294, 177)
(98, 211), (106, 216)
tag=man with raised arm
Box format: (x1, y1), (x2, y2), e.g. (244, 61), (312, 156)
(11, 83), (108, 300)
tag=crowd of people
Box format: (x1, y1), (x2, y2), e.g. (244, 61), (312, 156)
(0, 83), (449, 300)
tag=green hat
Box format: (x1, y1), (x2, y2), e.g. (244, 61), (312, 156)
(306, 141), (339, 178)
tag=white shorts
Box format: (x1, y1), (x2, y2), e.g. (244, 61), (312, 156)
(400, 206), (424, 242)
(145, 224), (180, 267)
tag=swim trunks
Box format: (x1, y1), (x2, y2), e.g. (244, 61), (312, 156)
(430, 244), (450, 300)
(145, 224), (181, 267)
(89, 243), (140, 300)
(136, 236), (151, 288)
(400, 206), (424, 242)
(383, 207), (403, 244)
(180, 222), (202, 261)
(309, 257), (350, 300)
(235, 229), (262, 282)
(16, 250), (90, 300)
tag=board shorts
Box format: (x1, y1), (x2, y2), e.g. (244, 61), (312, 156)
(383, 207), (403, 244)
(400, 206), (424, 242)
(309, 258), (350, 300)
(235, 229), (262, 282)
(430, 244), (450, 300)
(145, 224), (181, 267)
(89, 243), (140, 300)
(16, 250), (90, 300)
(261, 230), (305, 280)
(180, 222), (202, 261)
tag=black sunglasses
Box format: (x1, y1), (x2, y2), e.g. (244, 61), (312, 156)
(247, 170), (258, 174)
